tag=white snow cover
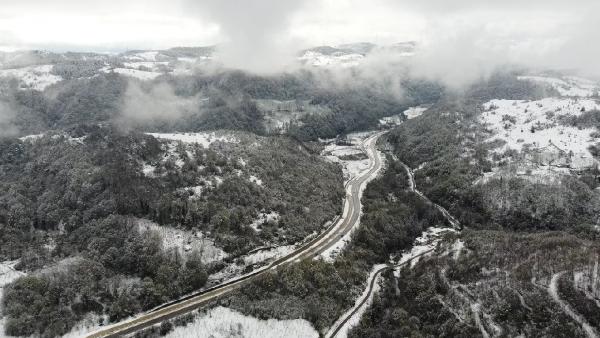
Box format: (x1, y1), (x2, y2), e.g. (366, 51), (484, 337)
(164, 307), (318, 338)
(324, 264), (388, 338)
(481, 98), (600, 170)
(0, 261), (25, 335)
(62, 313), (108, 338)
(147, 132), (239, 148)
(326, 227), (455, 338)
(123, 61), (169, 70)
(243, 245), (295, 266)
(108, 67), (162, 80)
(137, 219), (227, 264)
(396, 227), (455, 272)
(519, 75), (600, 97)
(249, 175), (263, 186)
(320, 132), (384, 261)
(379, 106), (427, 127)
(299, 51), (364, 68)
(404, 106), (428, 119)
(124, 51), (160, 62)
(0, 64), (62, 90)
(248, 211), (279, 232)
(18, 133), (45, 141)
(322, 131), (378, 183)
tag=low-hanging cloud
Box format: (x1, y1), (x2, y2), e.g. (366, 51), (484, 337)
(187, 0), (310, 74)
(117, 81), (204, 130)
(389, 0), (600, 85)
(0, 101), (18, 138)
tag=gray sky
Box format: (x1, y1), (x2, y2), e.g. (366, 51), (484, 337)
(0, 0), (598, 75)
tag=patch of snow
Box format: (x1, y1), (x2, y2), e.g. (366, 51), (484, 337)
(404, 106), (428, 119)
(62, 313), (108, 338)
(243, 245), (295, 266)
(248, 211), (279, 232)
(481, 98), (600, 170)
(324, 264), (388, 338)
(249, 175), (263, 186)
(137, 219), (227, 264)
(122, 61), (169, 70)
(0, 64), (62, 90)
(164, 307), (318, 338)
(396, 227), (455, 270)
(519, 75), (599, 97)
(299, 51), (364, 68)
(107, 67), (162, 80)
(321, 132), (385, 261)
(142, 163), (158, 177)
(124, 51), (160, 62)
(452, 239), (465, 260)
(548, 272), (598, 338)
(18, 133), (45, 141)
(147, 132), (239, 148)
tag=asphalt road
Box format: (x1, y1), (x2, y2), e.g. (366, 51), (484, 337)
(86, 131), (386, 338)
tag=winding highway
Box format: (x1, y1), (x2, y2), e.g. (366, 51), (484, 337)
(86, 131), (386, 338)
(327, 156), (462, 338)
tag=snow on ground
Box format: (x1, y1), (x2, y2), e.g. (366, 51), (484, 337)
(248, 211), (279, 232)
(379, 106), (428, 127)
(320, 132), (384, 261)
(147, 132), (239, 148)
(324, 264), (387, 338)
(519, 75), (599, 97)
(548, 272), (598, 338)
(395, 227), (456, 271)
(481, 98), (600, 171)
(326, 227), (455, 338)
(0, 64), (62, 90)
(0, 260), (24, 290)
(404, 106), (428, 119)
(249, 175), (263, 186)
(124, 51), (160, 62)
(299, 51), (364, 68)
(107, 67), (162, 80)
(165, 307), (318, 338)
(123, 61), (169, 70)
(322, 132), (377, 183)
(243, 245), (295, 266)
(62, 313), (108, 338)
(137, 219), (227, 264)
(18, 133), (45, 142)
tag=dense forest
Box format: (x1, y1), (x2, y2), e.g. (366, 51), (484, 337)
(0, 125), (343, 337)
(350, 72), (600, 337)
(220, 155), (448, 333)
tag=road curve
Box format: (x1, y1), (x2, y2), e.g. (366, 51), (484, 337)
(327, 249), (435, 338)
(86, 131), (386, 338)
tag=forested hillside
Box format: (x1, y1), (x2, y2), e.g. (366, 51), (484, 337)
(0, 126), (343, 337)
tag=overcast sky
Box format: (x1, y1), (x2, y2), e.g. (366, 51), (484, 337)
(0, 0), (592, 50)
(0, 0), (598, 75)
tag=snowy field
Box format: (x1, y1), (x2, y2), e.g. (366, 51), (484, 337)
(481, 98), (600, 170)
(248, 211), (279, 232)
(0, 261), (25, 336)
(519, 75), (599, 97)
(243, 244), (295, 266)
(299, 51), (364, 68)
(0, 64), (62, 90)
(105, 67), (162, 80)
(147, 132), (239, 148)
(137, 219), (227, 264)
(164, 307), (318, 338)
(379, 106), (428, 127)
